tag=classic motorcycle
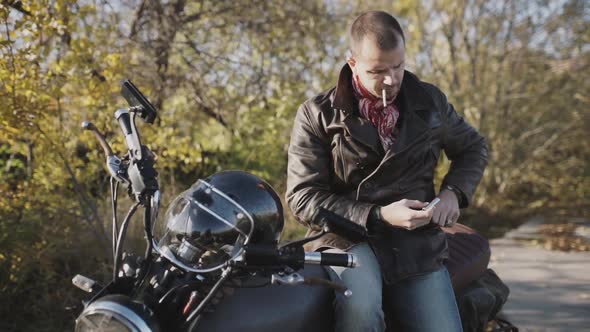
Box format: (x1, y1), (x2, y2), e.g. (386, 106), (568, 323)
(72, 81), (517, 332)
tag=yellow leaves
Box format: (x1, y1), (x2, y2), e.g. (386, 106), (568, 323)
(33, 239), (47, 250)
(76, 37), (89, 51)
(48, 19), (67, 36)
(104, 53), (121, 67)
(6, 253), (23, 283)
(3, 80), (13, 94)
(0, 5), (9, 19)
(77, 4), (96, 17)
(528, 200), (546, 209)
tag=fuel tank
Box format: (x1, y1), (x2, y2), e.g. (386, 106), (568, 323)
(191, 264), (334, 332)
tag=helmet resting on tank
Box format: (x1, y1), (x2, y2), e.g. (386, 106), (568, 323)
(154, 170), (284, 272)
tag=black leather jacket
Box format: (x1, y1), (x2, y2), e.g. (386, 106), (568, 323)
(286, 64), (488, 282)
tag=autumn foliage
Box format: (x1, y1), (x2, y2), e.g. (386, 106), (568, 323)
(0, 1), (588, 330)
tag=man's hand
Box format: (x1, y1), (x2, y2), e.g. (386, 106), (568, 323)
(379, 199), (434, 231)
(431, 189), (460, 227)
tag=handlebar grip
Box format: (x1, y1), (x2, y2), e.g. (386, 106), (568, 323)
(115, 109), (142, 160)
(115, 109), (133, 136)
(243, 245), (356, 269)
(304, 252), (356, 268)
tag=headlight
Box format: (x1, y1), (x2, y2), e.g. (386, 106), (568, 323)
(75, 295), (160, 332)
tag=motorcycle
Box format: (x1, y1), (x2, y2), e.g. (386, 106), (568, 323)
(72, 80), (517, 332)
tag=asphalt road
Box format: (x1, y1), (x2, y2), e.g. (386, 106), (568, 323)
(489, 217), (590, 332)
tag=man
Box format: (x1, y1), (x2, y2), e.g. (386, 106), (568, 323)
(286, 11), (488, 332)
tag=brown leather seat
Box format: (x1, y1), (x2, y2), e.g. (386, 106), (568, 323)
(443, 223), (491, 293)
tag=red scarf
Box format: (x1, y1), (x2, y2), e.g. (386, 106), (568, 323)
(352, 75), (400, 150)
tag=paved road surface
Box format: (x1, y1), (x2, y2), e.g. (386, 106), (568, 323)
(489, 217), (590, 332)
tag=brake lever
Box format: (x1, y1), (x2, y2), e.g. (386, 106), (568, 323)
(82, 121), (129, 183)
(270, 271), (305, 286)
(271, 272), (352, 298)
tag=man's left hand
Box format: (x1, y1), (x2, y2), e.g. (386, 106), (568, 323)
(431, 189), (460, 227)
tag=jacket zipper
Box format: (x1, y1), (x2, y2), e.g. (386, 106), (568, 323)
(356, 131), (430, 200)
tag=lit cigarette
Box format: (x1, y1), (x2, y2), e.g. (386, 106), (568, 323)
(382, 88), (387, 106)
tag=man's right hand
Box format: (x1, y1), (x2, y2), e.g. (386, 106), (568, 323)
(378, 199), (433, 230)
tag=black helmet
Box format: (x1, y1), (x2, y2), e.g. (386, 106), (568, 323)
(154, 170), (284, 272)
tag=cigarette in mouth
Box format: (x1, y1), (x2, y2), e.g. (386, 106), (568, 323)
(382, 88), (387, 106)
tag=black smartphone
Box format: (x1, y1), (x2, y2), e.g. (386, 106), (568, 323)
(121, 79), (157, 124)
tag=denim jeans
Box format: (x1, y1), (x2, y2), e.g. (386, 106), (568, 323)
(325, 243), (463, 332)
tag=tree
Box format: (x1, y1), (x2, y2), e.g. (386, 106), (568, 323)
(365, 0), (589, 215)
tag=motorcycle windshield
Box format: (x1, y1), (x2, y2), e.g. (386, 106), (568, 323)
(154, 179), (254, 273)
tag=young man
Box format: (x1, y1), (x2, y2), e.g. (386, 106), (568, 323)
(286, 11), (488, 332)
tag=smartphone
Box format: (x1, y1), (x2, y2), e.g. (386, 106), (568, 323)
(422, 198), (440, 211)
(121, 79), (157, 124)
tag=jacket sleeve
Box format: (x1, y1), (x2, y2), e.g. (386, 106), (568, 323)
(285, 103), (375, 229)
(438, 92), (489, 208)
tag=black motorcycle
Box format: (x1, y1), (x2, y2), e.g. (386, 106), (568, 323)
(73, 81), (516, 332)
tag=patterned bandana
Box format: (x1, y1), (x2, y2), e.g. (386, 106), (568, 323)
(351, 74), (400, 150)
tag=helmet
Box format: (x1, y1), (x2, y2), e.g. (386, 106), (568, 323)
(153, 170), (284, 272)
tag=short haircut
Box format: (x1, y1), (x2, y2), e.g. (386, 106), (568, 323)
(349, 11), (405, 56)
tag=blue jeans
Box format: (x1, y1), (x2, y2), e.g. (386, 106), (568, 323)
(325, 243), (463, 332)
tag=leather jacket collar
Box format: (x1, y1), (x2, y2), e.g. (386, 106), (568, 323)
(331, 64), (435, 116)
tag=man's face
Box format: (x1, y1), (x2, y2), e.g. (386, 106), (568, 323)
(347, 36), (405, 101)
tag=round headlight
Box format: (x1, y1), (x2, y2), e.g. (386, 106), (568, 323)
(75, 295), (160, 332)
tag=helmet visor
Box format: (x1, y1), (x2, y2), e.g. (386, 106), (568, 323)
(153, 179), (254, 272)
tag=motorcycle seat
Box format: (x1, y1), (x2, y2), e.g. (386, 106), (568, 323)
(443, 223), (491, 292)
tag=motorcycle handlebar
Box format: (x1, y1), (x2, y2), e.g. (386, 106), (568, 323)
(304, 252), (356, 268)
(242, 244), (356, 269)
(271, 271), (352, 297)
(115, 108), (143, 161)
(81, 121), (114, 156)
